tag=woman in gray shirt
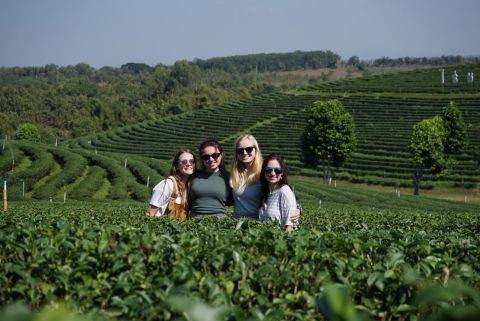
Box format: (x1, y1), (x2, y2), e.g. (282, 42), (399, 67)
(189, 139), (232, 217)
(258, 153), (296, 232)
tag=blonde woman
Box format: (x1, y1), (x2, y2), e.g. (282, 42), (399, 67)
(230, 134), (264, 219)
(230, 134), (300, 222)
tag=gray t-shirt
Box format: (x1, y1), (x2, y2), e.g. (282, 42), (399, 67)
(258, 185), (296, 227)
(233, 180), (261, 219)
(189, 170), (232, 216)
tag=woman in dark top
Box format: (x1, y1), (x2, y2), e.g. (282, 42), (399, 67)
(189, 139), (232, 217)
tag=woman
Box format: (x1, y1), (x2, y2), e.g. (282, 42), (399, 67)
(229, 134), (263, 219)
(145, 149), (196, 220)
(189, 139), (232, 217)
(259, 153), (296, 231)
(230, 134), (300, 222)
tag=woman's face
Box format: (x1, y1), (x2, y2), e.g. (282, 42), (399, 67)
(236, 137), (256, 166)
(201, 145), (222, 172)
(264, 159), (283, 186)
(177, 152), (195, 176)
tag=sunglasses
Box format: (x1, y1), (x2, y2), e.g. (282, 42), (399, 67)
(264, 166), (283, 175)
(179, 159), (195, 166)
(201, 153), (222, 161)
(236, 146), (255, 155)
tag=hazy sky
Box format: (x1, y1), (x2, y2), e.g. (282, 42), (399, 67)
(1, 0), (479, 68)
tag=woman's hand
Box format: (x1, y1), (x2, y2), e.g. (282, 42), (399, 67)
(290, 207), (301, 223)
(145, 205), (159, 217)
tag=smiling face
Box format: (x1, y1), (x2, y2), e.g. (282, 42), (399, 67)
(201, 145), (222, 172)
(177, 152), (195, 177)
(264, 159), (283, 187)
(235, 137), (256, 167)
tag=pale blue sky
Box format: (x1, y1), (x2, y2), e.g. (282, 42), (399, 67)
(1, 0), (479, 68)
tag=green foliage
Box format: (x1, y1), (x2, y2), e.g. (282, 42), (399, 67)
(442, 101), (468, 154)
(15, 123), (40, 142)
(302, 99), (357, 168)
(0, 199), (479, 320)
(410, 116), (451, 174)
(194, 50), (340, 73)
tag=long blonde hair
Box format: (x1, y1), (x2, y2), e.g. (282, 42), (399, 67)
(229, 134), (263, 190)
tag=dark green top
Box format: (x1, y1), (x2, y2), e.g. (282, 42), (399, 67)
(189, 170), (232, 216)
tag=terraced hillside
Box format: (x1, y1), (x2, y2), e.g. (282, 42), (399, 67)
(70, 64), (480, 188)
(1, 64), (479, 201)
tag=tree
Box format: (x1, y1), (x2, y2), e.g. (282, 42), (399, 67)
(302, 99), (357, 183)
(442, 101), (468, 154)
(347, 56), (360, 67)
(15, 123), (40, 142)
(170, 60), (200, 88)
(410, 116), (453, 195)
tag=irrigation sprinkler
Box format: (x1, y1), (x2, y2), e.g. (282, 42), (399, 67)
(3, 180), (7, 212)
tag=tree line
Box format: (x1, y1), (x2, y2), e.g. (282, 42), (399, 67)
(193, 50), (340, 73)
(346, 55), (480, 68)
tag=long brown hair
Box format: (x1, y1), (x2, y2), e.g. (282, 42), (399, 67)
(260, 153), (289, 204)
(230, 134), (263, 190)
(167, 149), (196, 206)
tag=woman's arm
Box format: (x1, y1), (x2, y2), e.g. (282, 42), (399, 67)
(280, 186), (297, 230)
(146, 178), (173, 216)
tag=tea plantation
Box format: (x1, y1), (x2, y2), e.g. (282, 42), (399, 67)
(1, 65), (480, 320)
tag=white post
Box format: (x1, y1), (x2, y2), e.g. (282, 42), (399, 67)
(318, 199), (322, 208)
(22, 180), (25, 198)
(146, 176), (150, 188)
(334, 180), (337, 187)
(55, 137), (58, 147)
(2, 181), (7, 212)
(63, 191), (67, 203)
(440, 68), (445, 84)
(452, 70), (459, 84)
(124, 158), (128, 168)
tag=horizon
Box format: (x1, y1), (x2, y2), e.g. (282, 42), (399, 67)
(1, 50), (479, 70)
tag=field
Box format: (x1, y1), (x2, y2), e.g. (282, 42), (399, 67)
(1, 187), (480, 321)
(1, 64), (480, 320)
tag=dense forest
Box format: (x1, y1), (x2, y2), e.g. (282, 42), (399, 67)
(193, 50), (340, 72)
(1, 50), (478, 142)
(0, 61), (272, 141)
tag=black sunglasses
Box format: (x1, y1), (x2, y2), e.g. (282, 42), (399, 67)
(236, 146), (255, 155)
(264, 166), (283, 175)
(201, 152), (222, 161)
